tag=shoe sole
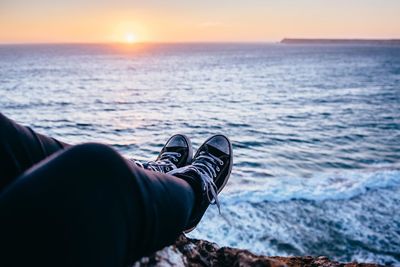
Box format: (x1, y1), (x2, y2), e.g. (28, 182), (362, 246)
(184, 134), (233, 233)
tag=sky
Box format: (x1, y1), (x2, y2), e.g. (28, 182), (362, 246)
(0, 0), (400, 43)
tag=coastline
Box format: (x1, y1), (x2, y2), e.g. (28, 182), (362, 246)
(281, 38), (400, 45)
(133, 235), (382, 266)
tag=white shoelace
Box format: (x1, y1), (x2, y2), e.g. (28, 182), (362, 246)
(169, 151), (223, 213)
(130, 151), (181, 172)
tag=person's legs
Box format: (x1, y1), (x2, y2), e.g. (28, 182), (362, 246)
(0, 113), (70, 190)
(0, 113), (233, 266)
(0, 143), (194, 267)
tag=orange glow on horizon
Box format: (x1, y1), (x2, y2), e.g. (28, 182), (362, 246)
(1, 1), (400, 44)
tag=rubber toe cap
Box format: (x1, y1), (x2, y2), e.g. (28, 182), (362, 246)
(206, 135), (230, 154)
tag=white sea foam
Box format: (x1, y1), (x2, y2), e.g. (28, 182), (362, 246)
(222, 168), (400, 204)
(189, 169), (400, 265)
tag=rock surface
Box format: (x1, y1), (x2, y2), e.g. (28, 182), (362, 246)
(133, 235), (381, 267)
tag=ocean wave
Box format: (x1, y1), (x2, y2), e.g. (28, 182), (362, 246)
(223, 168), (400, 203)
(189, 169), (400, 265)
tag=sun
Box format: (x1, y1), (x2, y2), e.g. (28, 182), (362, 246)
(125, 33), (137, 44)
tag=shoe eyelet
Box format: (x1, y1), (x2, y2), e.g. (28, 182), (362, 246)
(166, 167), (170, 171)
(216, 167), (220, 172)
(177, 153), (181, 157)
(174, 158), (178, 162)
(219, 161), (223, 166)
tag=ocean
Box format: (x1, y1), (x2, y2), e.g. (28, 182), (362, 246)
(0, 43), (399, 265)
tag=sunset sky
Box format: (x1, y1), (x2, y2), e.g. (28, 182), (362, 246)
(1, 0), (400, 43)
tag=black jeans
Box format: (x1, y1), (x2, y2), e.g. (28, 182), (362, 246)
(0, 113), (195, 266)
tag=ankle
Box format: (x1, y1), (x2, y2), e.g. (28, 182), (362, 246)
(172, 171), (203, 204)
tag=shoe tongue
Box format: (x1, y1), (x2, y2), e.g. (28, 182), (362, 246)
(158, 147), (185, 164)
(205, 144), (228, 158)
(162, 146), (185, 158)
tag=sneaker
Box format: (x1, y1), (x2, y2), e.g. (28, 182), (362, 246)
(168, 134), (233, 232)
(130, 134), (193, 173)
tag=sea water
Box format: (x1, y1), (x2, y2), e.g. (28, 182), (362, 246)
(0, 43), (399, 265)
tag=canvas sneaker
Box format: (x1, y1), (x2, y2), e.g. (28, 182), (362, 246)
(168, 134), (233, 232)
(130, 134), (193, 173)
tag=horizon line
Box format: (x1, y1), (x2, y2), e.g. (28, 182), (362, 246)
(0, 41), (279, 45)
(1, 38), (400, 46)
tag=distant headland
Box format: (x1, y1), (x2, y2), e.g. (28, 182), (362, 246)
(281, 38), (400, 45)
